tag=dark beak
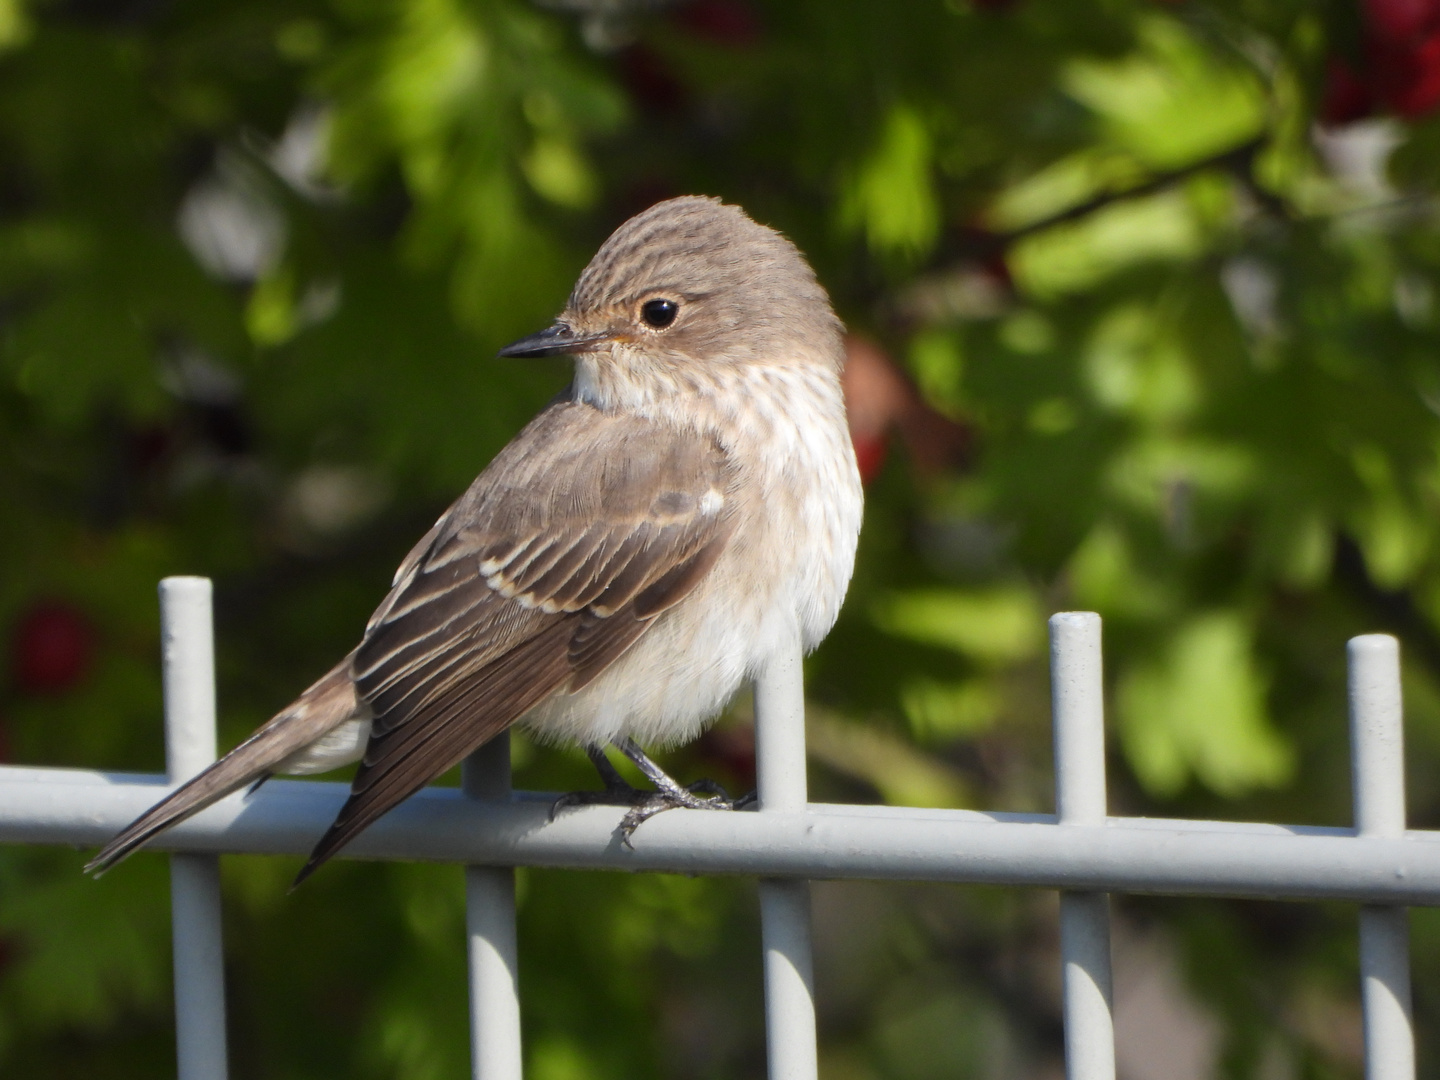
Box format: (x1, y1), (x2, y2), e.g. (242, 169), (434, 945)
(497, 323), (611, 359)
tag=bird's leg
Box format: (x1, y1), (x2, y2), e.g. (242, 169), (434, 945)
(586, 746), (633, 795)
(549, 747), (646, 820)
(617, 738), (755, 806)
(611, 738), (740, 840)
(614, 738), (720, 801)
(550, 739), (750, 845)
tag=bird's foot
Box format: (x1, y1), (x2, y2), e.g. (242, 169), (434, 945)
(686, 777), (758, 809)
(613, 786), (730, 844)
(549, 781), (645, 818)
(549, 748), (642, 820)
(550, 741), (746, 847)
(610, 738), (743, 845)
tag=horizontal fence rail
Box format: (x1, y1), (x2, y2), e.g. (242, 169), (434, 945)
(7, 770), (1440, 902)
(0, 578), (1425, 1080)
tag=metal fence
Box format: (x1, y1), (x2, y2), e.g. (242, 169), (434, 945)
(0, 575), (1431, 1080)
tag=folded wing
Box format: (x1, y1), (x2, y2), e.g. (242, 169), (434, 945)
(294, 398), (737, 883)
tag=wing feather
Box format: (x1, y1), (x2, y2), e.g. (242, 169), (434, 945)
(523, 532), (608, 608)
(87, 656), (361, 875)
(293, 620), (576, 885)
(295, 398), (739, 882)
(545, 535), (621, 610)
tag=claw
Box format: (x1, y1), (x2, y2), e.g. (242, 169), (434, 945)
(549, 790), (591, 822)
(616, 787), (732, 847)
(549, 740), (742, 844)
(550, 746), (646, 820)
(549, 785), (638, 821)
(685, 778), (729, 799)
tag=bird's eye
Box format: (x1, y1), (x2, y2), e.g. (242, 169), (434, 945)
(641, 298), (679, 329)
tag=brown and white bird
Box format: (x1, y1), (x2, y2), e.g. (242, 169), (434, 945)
(86, 196), (864, 885)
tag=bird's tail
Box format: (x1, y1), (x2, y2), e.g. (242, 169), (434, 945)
(84, 655), (361, 876)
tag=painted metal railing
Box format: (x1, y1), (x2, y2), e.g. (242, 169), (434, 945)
(0, 576), (1429, 1080)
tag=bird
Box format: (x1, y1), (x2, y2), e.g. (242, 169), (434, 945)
(86, 195), (864, 886)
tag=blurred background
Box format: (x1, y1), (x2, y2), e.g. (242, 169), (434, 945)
(2, 0), (1440, 1075)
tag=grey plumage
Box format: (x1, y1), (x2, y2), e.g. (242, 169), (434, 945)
(86, 195), (863, 884)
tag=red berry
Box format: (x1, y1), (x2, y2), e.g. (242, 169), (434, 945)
(1372, 30), (1440, 116)
(981, 250), (1014, 293)
(852, 432), (890, 486)
(616, 43), (687, 113)
(1365, 0), (1440, 43)
(1321, 57), (1375, 124)
(675, 0), (761, 47)
(12, 601), (95, 695)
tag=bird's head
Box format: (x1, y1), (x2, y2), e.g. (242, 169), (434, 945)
(498, 196), (844, 410)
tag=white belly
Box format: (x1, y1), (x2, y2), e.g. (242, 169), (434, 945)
(522, 367), (864, 749)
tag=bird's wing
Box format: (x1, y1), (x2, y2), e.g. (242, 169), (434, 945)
(294, 398), (738, 882)
(84, 655), (360, 875)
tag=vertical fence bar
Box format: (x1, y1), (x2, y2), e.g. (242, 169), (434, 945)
(464, 735), (523, 1080)
(1050, 612), (1115, 1080)
(1349, 635), (1415, 1080)
(161, 576), (229, 1080)
(755, 619), (817, 1080)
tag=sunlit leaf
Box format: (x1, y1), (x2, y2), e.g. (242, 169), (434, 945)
(1067, 521), (1177, 619)
(808, 709), (973, 807)
(873, 586), (1042, 663)
(1063, 17), (1265, 170)
(1009, 189), (1206, 297)
(899, 676), (1001, 743)
(1117, 611), (1294, 797)
(839, 103), (940, 262)
(1350, 443), (1432, 588)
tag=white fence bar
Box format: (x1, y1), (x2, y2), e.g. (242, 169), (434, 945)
(463, 735), (523, 1080)
(15, 768), (1440, 900)
(1349, 635), (1415, 1080)
(754, 620), (817, 1080)
(1051, 612), (1115, 1080)
(160, 577), (229, 1080)
(13, 580), (1440, 1080)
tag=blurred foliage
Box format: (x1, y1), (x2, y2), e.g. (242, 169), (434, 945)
(3, 0), (1440, 1076)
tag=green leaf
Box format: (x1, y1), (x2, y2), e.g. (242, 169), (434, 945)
(522, 134), (597, 209)
(1350, 443), (1431, 588)
(873, 585), (1042, 664)
(899, 677), (1001, 743)
(808, 709), (973, 807)
(0, 0), (30, 51)
(1067, 521), (1177, 619)
(1062, 17), (1266, 170)
(839, 103), (940, 262)
(1117, 611), (1294, 797)
(1008, 189), (1207, 297)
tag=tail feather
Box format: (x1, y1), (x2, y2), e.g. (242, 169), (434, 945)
(291, 620), (575, 888)
(85, 656), (360, 875)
